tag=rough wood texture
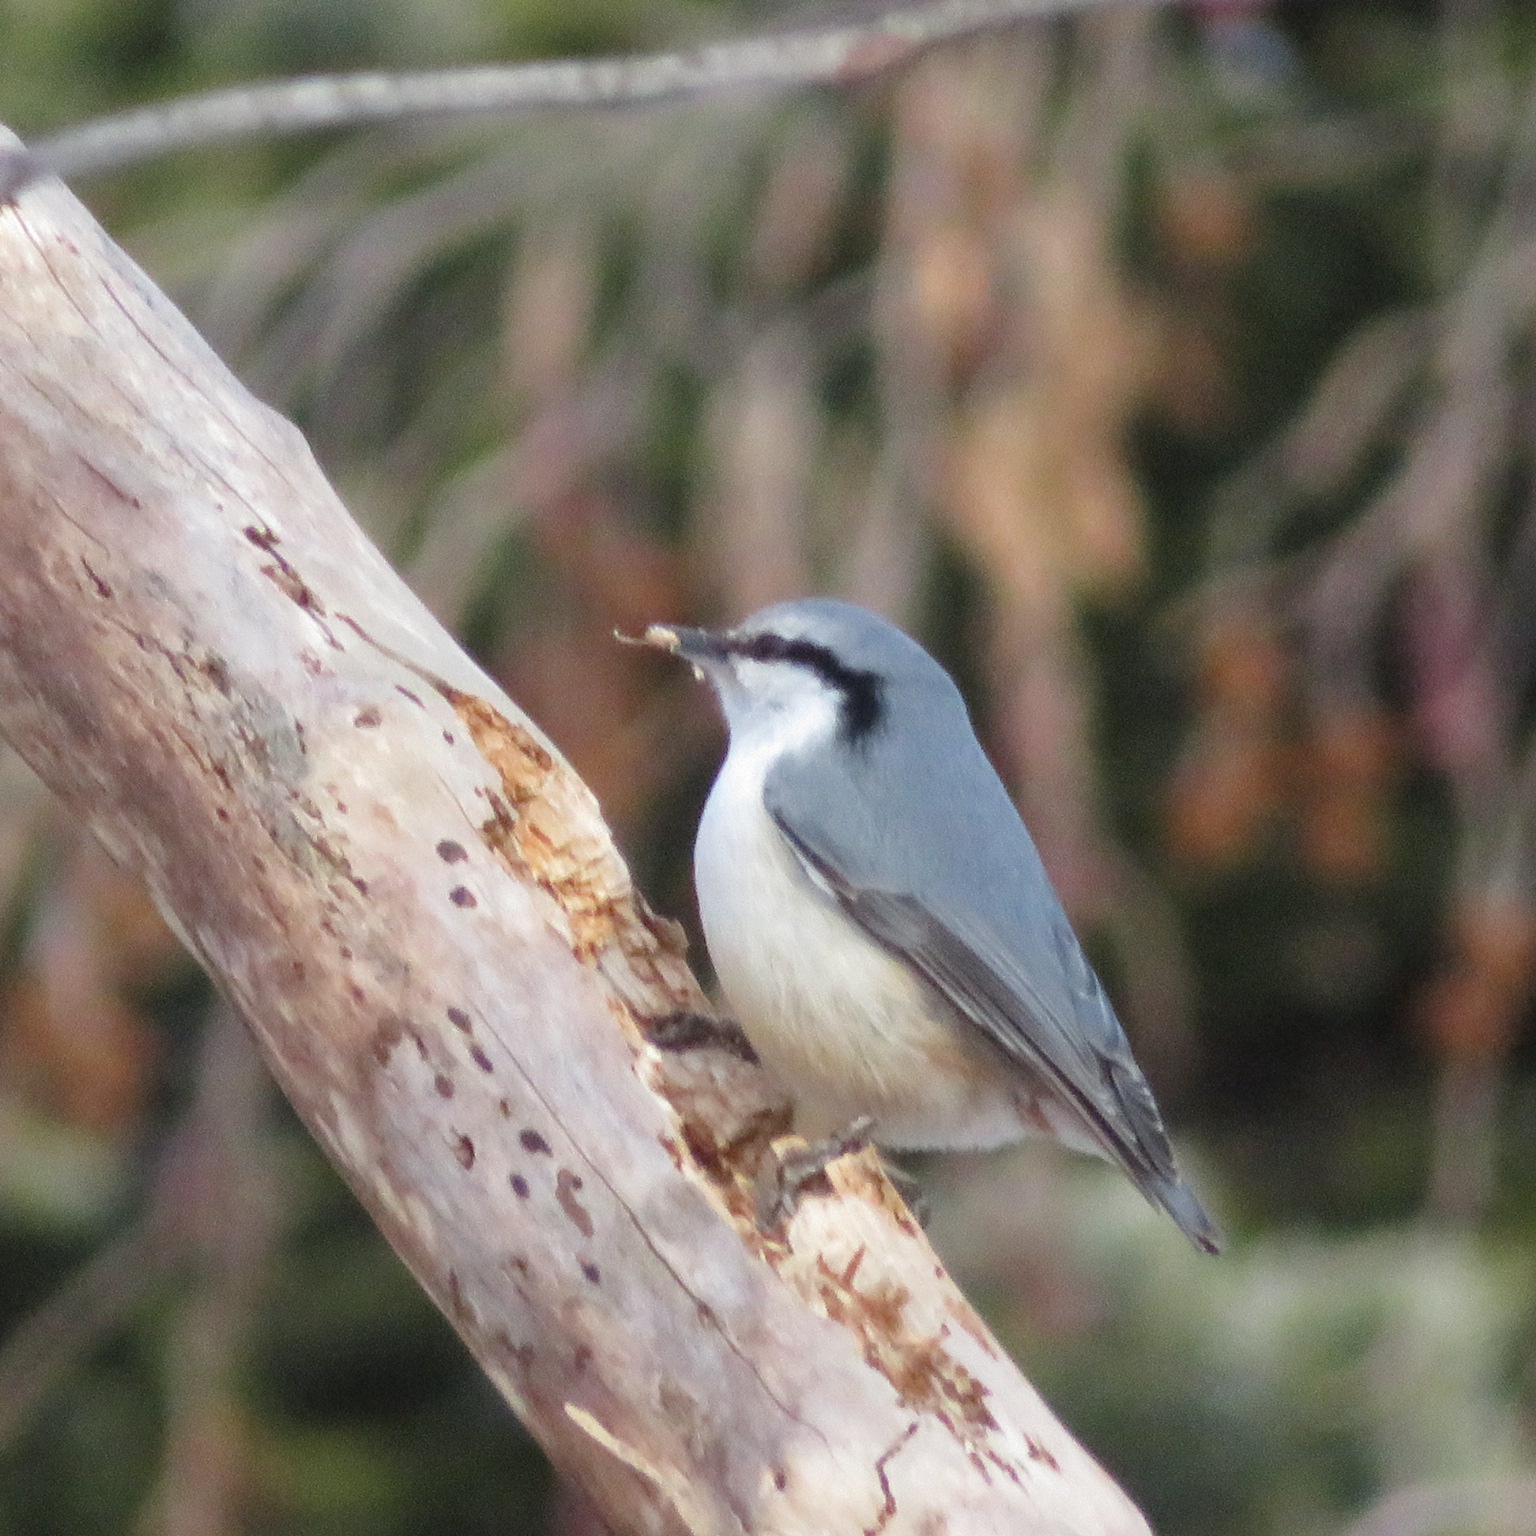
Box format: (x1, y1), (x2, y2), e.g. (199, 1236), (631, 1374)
(0, 126), (1150, 1536)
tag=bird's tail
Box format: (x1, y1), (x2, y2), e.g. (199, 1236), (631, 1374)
(1087, 1056), (1223, 1253)
(1142, 1168), (1223, 1254)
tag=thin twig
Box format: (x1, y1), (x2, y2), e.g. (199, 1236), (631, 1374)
(0, 1217), (167, 1449)
(25, 0), (1158, 182)
(141, 1005), (278, 1536)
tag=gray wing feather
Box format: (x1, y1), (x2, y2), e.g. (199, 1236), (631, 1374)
(764, 713), (1220, 1252)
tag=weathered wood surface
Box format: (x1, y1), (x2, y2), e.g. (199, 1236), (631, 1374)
(0, 127), (1149, 1536)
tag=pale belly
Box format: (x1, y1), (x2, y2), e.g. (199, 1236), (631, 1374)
(694, 760), (1035, 1151)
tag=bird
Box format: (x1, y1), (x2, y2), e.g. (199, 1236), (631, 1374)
(635, 597), (1220, 1253)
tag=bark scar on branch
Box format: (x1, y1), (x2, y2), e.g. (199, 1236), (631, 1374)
(330, 612), (788, 1215)
(867, 1421), (920, 1536)
(333, 610), (695, 994)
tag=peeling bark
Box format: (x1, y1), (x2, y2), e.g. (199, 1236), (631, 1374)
(0, 128), (1150, 1536)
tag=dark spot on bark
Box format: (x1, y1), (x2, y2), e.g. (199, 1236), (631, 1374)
(498, 1099), (511, 1117)
(82, 560), (112, 598)
(215, 807), (230, 822)
(1025, 1438), (1060, 1470)
(510, 1174), (530, 1198)
(396, 686), (423, 707)
(697, 1302), (718, 1328)
(434, 1074), (455, 1099)
(243, 525), (327, 616)
(447, 1006), (472, 1032)
(573, 1344), (593, 1375)
(556, 1169), (594, 1238)
(355, 706), (382, 728)
(449, 886), (476, 908)
(339, 946), (352, 960)
(470, 1046), (493, 1072)
(353, 878), (369, 896)
(773, 1468), (788, 1492)
(349, 984), (366, 1003)
(336, 800), (347, 814)
(453, 1134), (475, 1169)
(443, 730), (455, 745)
(446, 1269), (465, 1317)
(581, 1262), (600, 1285)
(372, 1014), (406, 1067)
(512, 1342), (535, 1373)
(437, 839), (467, 863)
(986, 1449), (1024, 1487)
(520, 1130), (551, 1155)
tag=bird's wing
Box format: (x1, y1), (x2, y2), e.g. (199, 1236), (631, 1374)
(764, 745), (1220, 1252)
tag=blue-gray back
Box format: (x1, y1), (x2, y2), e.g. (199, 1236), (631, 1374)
(760, 633), (1181, 1193)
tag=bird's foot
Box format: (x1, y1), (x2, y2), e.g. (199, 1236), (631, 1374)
(755, 1116), (874, 1230)
(878, 1156), (929, 1228)
(642, 1010), (759, 1064)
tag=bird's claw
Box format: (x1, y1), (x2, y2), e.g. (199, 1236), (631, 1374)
(754, 1116), (875, 1229)
(643, 1010), (759, 1064)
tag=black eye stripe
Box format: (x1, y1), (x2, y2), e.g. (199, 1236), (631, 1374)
(723, 631), (885, 741)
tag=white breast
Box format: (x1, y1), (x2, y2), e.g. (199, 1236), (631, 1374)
(693, 712), (1028, 1151)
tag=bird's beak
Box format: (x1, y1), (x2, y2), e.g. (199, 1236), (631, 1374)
(615, 623), (727, 666)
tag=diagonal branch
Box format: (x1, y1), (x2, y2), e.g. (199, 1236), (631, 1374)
(21, 0), (1160, 184)
(0, 127), (1149, 1536)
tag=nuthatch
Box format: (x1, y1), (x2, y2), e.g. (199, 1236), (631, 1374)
(639, 599), (1219, 1252)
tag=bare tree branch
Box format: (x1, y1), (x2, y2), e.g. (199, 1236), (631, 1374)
(0, 129), (1151, 1536)
(16, 0), (1159, 185)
